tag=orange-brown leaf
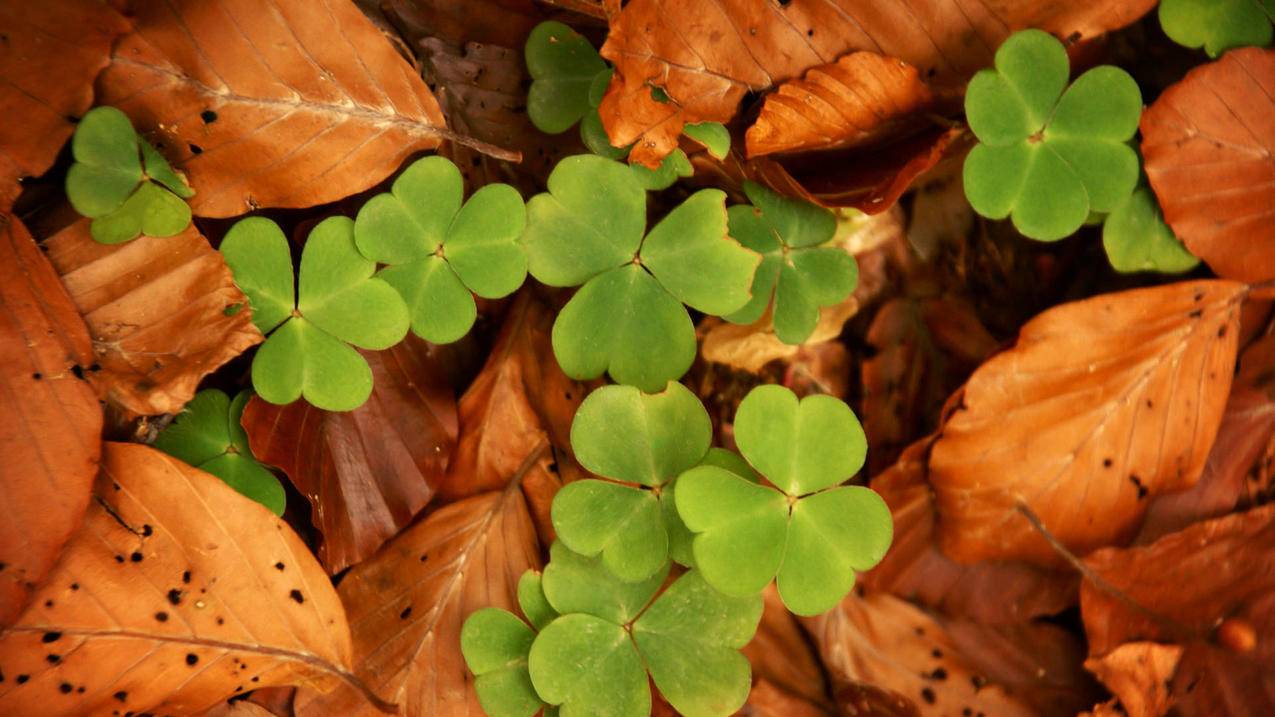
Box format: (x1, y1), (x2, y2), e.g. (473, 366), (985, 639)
(599, 0), (1155, 167)
(742, 586), (832, 710)
(929, 280), (1244, 565)
(96, 0), (463, 217)
(0, 443), (376, 717)
(0, 1), (129, 208)
(242, 336), (458, 575)
(44, 217), (262, 417)
(0, 214), (102, 626)
(1142, 48), (1275, 284)
(294, 485), (540, 717)
(1083, 642), (1183, 717)
(745, 52), (935, 158)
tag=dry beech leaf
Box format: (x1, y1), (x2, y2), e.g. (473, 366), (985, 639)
(746, 678), (833, 717)
(1081, 505), (1275, 716)
(1083, 642), (1183, 717)
(745, 52), (936, 158)
(1142, 47), (1275, 284)
(742, 586), (832, 710)
(929, 280), (1245, 565)
(294, 484), (541, 717)
(0, 442), (388, 717)
(96, 0), (509, 218)
(806, 590), (1075, 717)
(201, 700), (280, 717)
(0, 1), (129, 207)
(863, 441), (1078, 624)
(44, 217), (262, 417)
(699, 297), (859, 375)
(599, 0), (1155, 167)
(242, 335), (458, 575)
(0, 214), (102, 626)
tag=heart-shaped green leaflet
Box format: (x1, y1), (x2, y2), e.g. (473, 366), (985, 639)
(517, 571), (559, 631)
(552, 382), (711, 580)
(1102, 187), (1199, 274)
(153, 389), (285, 515)
(525, 155), (759, 391)
(220, 216), (409, 411)
(724, 182), (858, 344)
(526, 21), (608, 134)
(962, 29), (1142, 242)
(461, 608), (544, 717)
(675, 385), (892, 615)
(1159, 0), (1275, 58)
(354, 156), (527, 343)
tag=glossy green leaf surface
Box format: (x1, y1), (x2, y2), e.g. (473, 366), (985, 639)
(963, 29), (1142, 241)
(526, 21), (608, 133)
(461, 608), (543, 717)
(1159, 0), (1274, 57)
(219, 216), (296, 334)
(528, 614), (649, 717)
(1102, 186), (1200, 274)
(517, 571), (559, 631)
(734, 385), (867, 495)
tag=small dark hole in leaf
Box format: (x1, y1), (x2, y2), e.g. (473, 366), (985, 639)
(971, 675), (987, 691)
(114, 691), (128, 702)
(1188, 309), (1203, 318)
(186, 654), (198, 666)
(46, 654), (61, 664)
(16, 675), (29, 685)
(32, 372), (41, 380)
(274, 562), (285, 571)
(59, 682), (72, 694)
(167, 589), (182, 606)
(71, 365), (85, 380)
(141, 525), (153, 537)
(400, 606), (412, 620)
(188, 143), (203, 155)
(130, 552), (143, 563)
(42, 632), (61, 643)
(114, 555), (125, 564)
(44, 600), (54, 608)
(289, 589), (305, 604)
(920, 687), (936, 704)
(69, 583), (78, 591)
(154, 611), (169, 622)
(200, 110), (218, 124)
(1102, 458), (1112, 468)
(182, 571), (191, 584)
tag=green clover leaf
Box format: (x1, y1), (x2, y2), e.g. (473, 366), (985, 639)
(675, 385), (892, 615)
(1159, 0), (1274, 58)
(963, 29), (1142, 242)
(1102, 186), (1199, 274)
(526, 21), (608, 134)
(221, 216), (409, 411)
(629, 150), (693, 191)
(65, 106), (194, 245)
(683, 122), (731, 160)
(353, 156), (527, 343)
(525, 155), (760, 391)
(529, 543), (762, 717)
(153, 389), (285, 515)
(461, 608), (544, 717)
(724, 182), (858, 344)
(517, 571), (559, 631)
(553, 382), (711, 580)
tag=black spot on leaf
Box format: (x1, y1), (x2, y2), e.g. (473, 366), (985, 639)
(41, 631), (61, 643)
(154, 611), (168, 622)
(289, 589), (304, 604)
(186, 653), (198, 666)
(167, 589), (182, 606)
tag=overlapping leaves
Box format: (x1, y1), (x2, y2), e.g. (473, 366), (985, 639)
(64, 106), (194, 244)
(1159, 0), (1274, 57)
(1101, 186), (1199, 274)
(220, 216), (409, 411)
(963, 30), (1142, 241)
(524, 155), (760, 391)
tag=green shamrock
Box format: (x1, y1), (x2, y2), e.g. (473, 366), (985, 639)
(220, 216), (410, 411)
(676, 385), (892, 616)
(526, 21), (609, 135)
(724, 182), (858, 344)
(524, 155), (760, 391)
(1102, 186), (1199, 274)
(963, 29), (1143, 241)
(352, 156), (526, 343)
(552, 382), (712, 581)
(1159, 0), (1274, 57)
(154, 389), (285, 515)
(65, 106), (195, 244)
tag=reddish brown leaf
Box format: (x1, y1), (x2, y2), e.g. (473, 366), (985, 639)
(44, 217), (262, 417)
(1083, 642), (1183, 717)
(0, 214), (101, 626)
(928, 280), (1245, 565)
(863, 441), (1078, 624)
(599, 0), (1155, 167)
(0, 1), (129, 207)
(0, 443), (381, 716)
(294, 484), (541, 717)
(1142, 48), (1275, 283)
(242, 335), (458, 575)
(742, 586), (832, 711)
(95, 0), (503, 218)
(746, 678), (833, 717)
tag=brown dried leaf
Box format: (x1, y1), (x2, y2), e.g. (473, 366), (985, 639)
(699, 297), (858, 375)
(294, 484), (541, 717)
(745, 678), (833, 717)
(928, 280), (1245, 565)
(0, 443), (380, 716)
(201, 700), (281, 717)
(863, 441), (1078, 624)
(242, 335), (458, 575)
(44, 217), (262, 417)
(599, 0), (1155, 167)
(0, 214), (102, 626)
(0, 2), (129, 207)
(742, 586), (832, 710)
(1083, 642), (1183, 717)
(1142, 48), (1275, 284)
(96, 0), (478, 218)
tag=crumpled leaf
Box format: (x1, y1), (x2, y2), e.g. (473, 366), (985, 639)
(598, 0), (1156, 168)
(928, 280), (1244, 565)
(96, 0), (478, 218)
(0, 443), (383, 716)
(241, 335), (457, 574)
(1141, 47), (1275, 283)
(45, 217), (262, 416)
(295, 485), (541, 717)
(1083, 642), (1183, 717)
(0, 214), (102, 626)
(0, 1), (129, 208)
